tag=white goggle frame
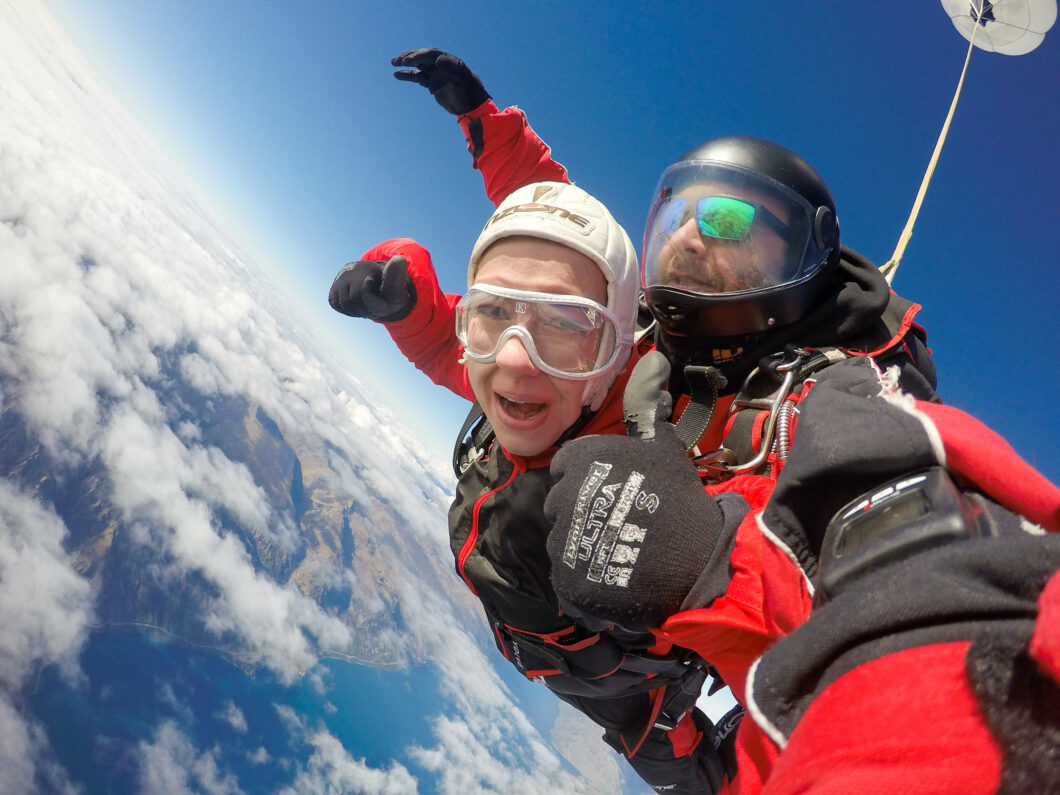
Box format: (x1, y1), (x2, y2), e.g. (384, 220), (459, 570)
(455, 283), (631, 380)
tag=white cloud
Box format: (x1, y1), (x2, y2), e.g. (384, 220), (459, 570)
(218, 702), (247, 734)
(0, 698), (40, 795)
(1, 0), (457, 685)
(0, 481), (92, 687)
(281, 731), (418, 795)
(0, 697), (81, 795)
(136, 722), (242, 795)
(409, 714), (591, 795)
(392, 577), (594, 794)
(551, 702), (626, 794)
(0, 481), (92, 795)
(273, 705), (418, 795)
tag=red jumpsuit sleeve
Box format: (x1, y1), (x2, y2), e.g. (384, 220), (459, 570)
(652, 475), (813, 705)
(360, 238), (474, 402)
(756, 642), (1002, 794)
(457, 99), (571, 206)
(915, 400), (1060, 531)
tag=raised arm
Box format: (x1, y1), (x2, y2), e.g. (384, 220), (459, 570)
(329, 237), (473, 401)
(392, 48), (570, 205)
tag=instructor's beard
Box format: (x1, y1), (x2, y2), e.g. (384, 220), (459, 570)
(659, 240), (774, 294)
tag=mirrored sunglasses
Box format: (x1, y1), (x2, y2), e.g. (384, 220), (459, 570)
(657, 196), (792, 242)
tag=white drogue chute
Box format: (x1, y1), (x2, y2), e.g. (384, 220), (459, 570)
(880, 0), (1056, 284)
(941, 0), (1057, 54)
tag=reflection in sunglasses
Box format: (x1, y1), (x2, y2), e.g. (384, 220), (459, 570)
(658, 196), (791, 242)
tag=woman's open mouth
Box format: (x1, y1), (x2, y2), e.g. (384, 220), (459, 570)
(498, 395), (546, 422)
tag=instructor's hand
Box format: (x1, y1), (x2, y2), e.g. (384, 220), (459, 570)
(328, 255), (416, 321)
(392, 48), (490, 116)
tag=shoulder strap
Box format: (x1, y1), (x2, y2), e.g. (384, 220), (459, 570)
(452, 401), (494, 477)
(674, 365), (726, 451)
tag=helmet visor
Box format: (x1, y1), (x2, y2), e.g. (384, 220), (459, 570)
(455, 284), (628, 379)
(643, 162), (826, 296)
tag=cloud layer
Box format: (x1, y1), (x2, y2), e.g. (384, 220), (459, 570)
(0, 2), (613, 791)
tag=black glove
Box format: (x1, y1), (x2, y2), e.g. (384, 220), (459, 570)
(392, 48), (490, 116)
(545, 352), (725, 630)
(328, 255), (416, 321)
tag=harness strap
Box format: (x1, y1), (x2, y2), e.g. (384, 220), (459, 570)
(674, 365), (726, 451)
(694, 347), (850, 480)
(653, 659), (711, 731)
(492, 612), (706, 695)
(618, 651), (705, 678)
(451, 401), (493, 477)
(723, 410), (761, 464)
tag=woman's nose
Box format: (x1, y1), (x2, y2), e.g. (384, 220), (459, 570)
(494, 334), (540, 374)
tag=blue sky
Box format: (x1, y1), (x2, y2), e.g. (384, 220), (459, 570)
(45, 0), (1059, 482)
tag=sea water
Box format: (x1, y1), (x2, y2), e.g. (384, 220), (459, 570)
(29, 630), (444, 793)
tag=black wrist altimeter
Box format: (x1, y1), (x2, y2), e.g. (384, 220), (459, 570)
(816, 467), (992, 603)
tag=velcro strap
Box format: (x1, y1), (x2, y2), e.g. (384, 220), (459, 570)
(675, 365), (726, 450)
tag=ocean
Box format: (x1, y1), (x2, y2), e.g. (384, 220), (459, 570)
(30, 629), (446, 793)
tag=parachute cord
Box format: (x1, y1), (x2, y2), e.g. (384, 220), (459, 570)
(879, 15), (982, 285)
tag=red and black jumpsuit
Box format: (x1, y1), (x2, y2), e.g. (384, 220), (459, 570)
(364, 235), (732, 794)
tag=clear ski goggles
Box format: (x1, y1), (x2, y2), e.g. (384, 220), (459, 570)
(455, 284), (629, 379)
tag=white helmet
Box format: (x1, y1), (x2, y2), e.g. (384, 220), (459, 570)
(468, 181), (640, 410)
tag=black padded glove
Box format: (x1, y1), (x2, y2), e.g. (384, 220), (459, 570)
(392, 48), (490, 116)
(328, 255), (416, 321)
(545, 352), (725, 630)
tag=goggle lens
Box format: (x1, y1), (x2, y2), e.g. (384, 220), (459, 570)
(456, 286), (622, 378)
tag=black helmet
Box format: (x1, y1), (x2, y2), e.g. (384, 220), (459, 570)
(641, 137), (840, 366)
